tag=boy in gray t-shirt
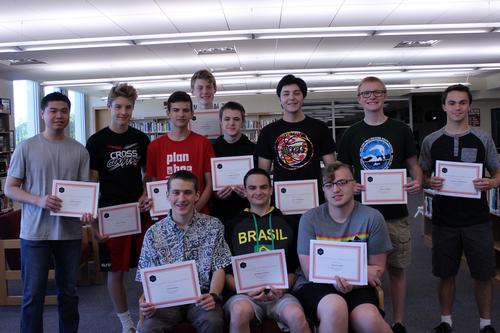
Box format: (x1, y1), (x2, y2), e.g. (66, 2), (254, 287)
(293, 162), (392, 333)
(5, 92), (92, 333)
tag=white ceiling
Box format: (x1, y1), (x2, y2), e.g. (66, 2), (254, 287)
(0, 0), (499, 98)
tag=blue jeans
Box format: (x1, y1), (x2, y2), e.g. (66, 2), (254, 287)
(20, 239), (81, 333)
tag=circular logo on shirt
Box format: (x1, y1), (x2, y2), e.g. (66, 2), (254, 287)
(359, 137), (393, 170)
(275, 131), (314, 170)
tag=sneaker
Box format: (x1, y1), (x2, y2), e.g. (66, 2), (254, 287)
(480, 325), (497, 333)
(432, 322), (454, 333)
(392, 323), (407, 333)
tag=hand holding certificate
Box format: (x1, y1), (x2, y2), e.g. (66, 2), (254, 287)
(98, 202), (141, 238)
(231, 249), (288, 294)
(274, 180), (319, 215)
(309, 240), (367, 286)
(141, 261), (201, 309)
(361, 169), (407, 205)
(50, 180), (99, 218)
(435, 160), (482, 199)
(211, 155), (254, 191)
(146, 180), (171, 217)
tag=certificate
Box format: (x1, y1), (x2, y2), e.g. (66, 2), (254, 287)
(141, 260), (201, 308)
(146, 180), (171, 217)
(309, 240), (367, 286)
(361, 169), (407, 205)
(435, 160), (482, 199)
(232, 249), (288, 294)
(274, 180), (318, 215)
(98, 203), (141, 238)
(189, 110), (221, 138)
(51, 180), (99, 218)
(211, 155), (254, 191)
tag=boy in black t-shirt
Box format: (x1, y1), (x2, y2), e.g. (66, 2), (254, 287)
(86, 84), (151, 333)
(224, 168), (309, 333)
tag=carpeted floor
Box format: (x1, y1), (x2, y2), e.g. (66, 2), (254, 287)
(1, 192), (498, 332)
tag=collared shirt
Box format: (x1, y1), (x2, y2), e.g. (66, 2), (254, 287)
(136, 211), (232, 291)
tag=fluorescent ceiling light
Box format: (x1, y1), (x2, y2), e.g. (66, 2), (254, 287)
(377, 29), (490, 36)
(256, 32), (370, 39)
(24, 42), (132, 51)
(137, 36), (250, 45)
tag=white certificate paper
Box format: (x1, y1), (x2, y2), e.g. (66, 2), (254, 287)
(274, 180), (319, 215)
(51, 180), (99, 218)
(141, 260), (201, 309)
(309, 240), (367, 286)
(211, 155), (254, 191)
(146, 180), (171, 217)
(98, 203), (141, 238)
(232, 249), (288, 294)
(361, 169), (407, 205)
(189, 110), (221, 138)
(435, 160), (482, 199)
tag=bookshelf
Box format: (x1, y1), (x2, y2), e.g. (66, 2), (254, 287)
(243, 114), (281, 142)
(129, 117), (170, 141)
(0, 98), (13, 214)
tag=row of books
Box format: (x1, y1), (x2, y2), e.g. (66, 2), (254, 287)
(130, 120), (170, 133)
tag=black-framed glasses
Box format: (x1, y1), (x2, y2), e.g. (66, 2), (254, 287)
(357, 90), (386, 98)
(322, 179), (354, 190)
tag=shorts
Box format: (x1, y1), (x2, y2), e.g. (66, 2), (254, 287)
(432, 222), (495, 281)
(293, 283), (380, 323)
(386, 217), (411, 269)
(106, 212), (153, 271)
(224, 293), (302, 331)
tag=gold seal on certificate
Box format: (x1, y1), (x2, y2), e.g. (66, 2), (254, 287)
(274, 179), (319, 215)
(309, 240), (367, 286)
(98, 202), (141, 238)
(435, 160), (482, 199)
(146, 180), (171, 217)
(211, 155), (254, 191)
(361, 169), (407, 205)
(231, 249), (288, 294)
(141, 261), (201, 309)
(50, 180), (99, 218)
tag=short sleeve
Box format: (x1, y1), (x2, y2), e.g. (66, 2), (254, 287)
(419, 137), (433, 173)
(318, 121), (336, 157)
(255, 125), (274, 160)
(337, 129), (353, 165)
(78, 148), (90, 182)
(402, 124), (418, 159)
(211, 221), (232, 272)
(145, 140), (157, 178)
(139, 133), (150, 168)
(7, 143), (26, 180)
(297, 210), (316, 255)
(85, 135), (99, 171)
(203, 138), (215, 174)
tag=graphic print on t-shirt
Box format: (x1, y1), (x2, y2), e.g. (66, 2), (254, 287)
(165, 152), (193, 176)
(359, 137), (393, 169)
(106, 143), (142, 171)
(274, 131), (314, 170)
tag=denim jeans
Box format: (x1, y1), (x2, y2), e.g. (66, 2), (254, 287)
(20, 239), (82, 333)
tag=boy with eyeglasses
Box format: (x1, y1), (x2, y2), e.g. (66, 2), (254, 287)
(337, 76), (422, 333)
(293, 162), (392, 333)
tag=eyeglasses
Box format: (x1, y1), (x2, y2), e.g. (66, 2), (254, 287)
(357, 90), (386, 98)
(322, 179), (354, 190)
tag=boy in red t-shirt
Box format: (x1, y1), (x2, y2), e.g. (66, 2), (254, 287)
(146, 91), (214, 213)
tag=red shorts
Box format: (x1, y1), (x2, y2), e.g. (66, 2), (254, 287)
(106, 212), (153, 271)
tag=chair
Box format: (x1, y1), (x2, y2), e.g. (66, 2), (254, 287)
(0, 210), (56, 305)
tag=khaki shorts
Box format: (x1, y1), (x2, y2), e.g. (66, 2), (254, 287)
(386, 217), (411, 269)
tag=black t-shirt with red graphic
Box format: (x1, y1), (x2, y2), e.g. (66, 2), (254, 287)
(86, 126), (150, 207)
(256, 116), (336, 202)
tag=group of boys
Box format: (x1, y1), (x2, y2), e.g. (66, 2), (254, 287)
(4, 68), (498, 333)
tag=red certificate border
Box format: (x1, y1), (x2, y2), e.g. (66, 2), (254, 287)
(146, 181), (170, 216)
(275, 180), (318, 214)
(143, 262), (200, 307)
(361, 170), (406, 203)
(52, 180), (98, 216)
(234, 251), (287, 293)
(311, 242), (362, 284)
(436, 161), (481, 196)
(211, 156), (254, 190)
(98, 202), (141, 238)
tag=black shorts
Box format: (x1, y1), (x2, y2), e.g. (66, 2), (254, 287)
(293, 283), (380, 323)
(432, 222), (495, 281)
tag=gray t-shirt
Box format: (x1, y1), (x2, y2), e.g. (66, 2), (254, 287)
(294, 201), (392, 291)
(8, 134), (90, 240)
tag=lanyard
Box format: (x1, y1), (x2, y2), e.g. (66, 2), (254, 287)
(251, 212), (274, 251)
